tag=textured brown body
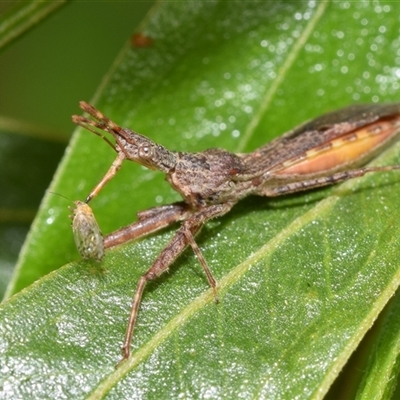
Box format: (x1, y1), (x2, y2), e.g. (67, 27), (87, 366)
(72, 102), (400, 363)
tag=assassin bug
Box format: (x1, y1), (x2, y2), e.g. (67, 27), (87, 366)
(72, 101), (400, 362)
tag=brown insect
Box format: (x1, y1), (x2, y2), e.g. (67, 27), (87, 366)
(70, 200), (104, 262)
(72, 101), (400, 363)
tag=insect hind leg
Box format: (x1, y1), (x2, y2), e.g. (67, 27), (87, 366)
(119, 202), (234, 362)
(260, 165), (400, 197)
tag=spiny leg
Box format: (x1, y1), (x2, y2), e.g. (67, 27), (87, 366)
(72, 103), (128, 203)
(104, 202), (192, 249)
(73, 101), (122, 134)
(183, 227), (219, 302)
(120, 202), (234, 363)
(120, 220), (203, 362)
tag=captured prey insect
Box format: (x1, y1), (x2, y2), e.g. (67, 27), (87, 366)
(72, 101), (400, 363)
(70, 200), (104, 262)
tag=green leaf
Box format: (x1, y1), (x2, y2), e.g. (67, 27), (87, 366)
(2, 1), (400, 398)
(355, 294), (400, 400)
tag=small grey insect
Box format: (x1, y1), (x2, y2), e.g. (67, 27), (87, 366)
(70, 200), (104, 261)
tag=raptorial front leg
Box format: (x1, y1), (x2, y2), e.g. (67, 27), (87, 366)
(120, 202), (234, 362)
(104, 202), (192, 249)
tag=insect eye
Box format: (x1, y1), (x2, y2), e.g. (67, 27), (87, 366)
(139, 145), (152, 158)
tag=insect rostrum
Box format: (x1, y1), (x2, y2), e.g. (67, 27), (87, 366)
(72, 101), (400, 363)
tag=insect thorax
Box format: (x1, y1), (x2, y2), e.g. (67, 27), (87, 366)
(167, 149), (245, 207)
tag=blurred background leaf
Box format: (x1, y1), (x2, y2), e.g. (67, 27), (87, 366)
(0, 0), (155, 297)
(0, 0), (67, 50)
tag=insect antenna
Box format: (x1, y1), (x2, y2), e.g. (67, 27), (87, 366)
(48, 191), (71, 202)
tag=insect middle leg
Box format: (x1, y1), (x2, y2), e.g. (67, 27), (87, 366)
(120, 202), (234, 361)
